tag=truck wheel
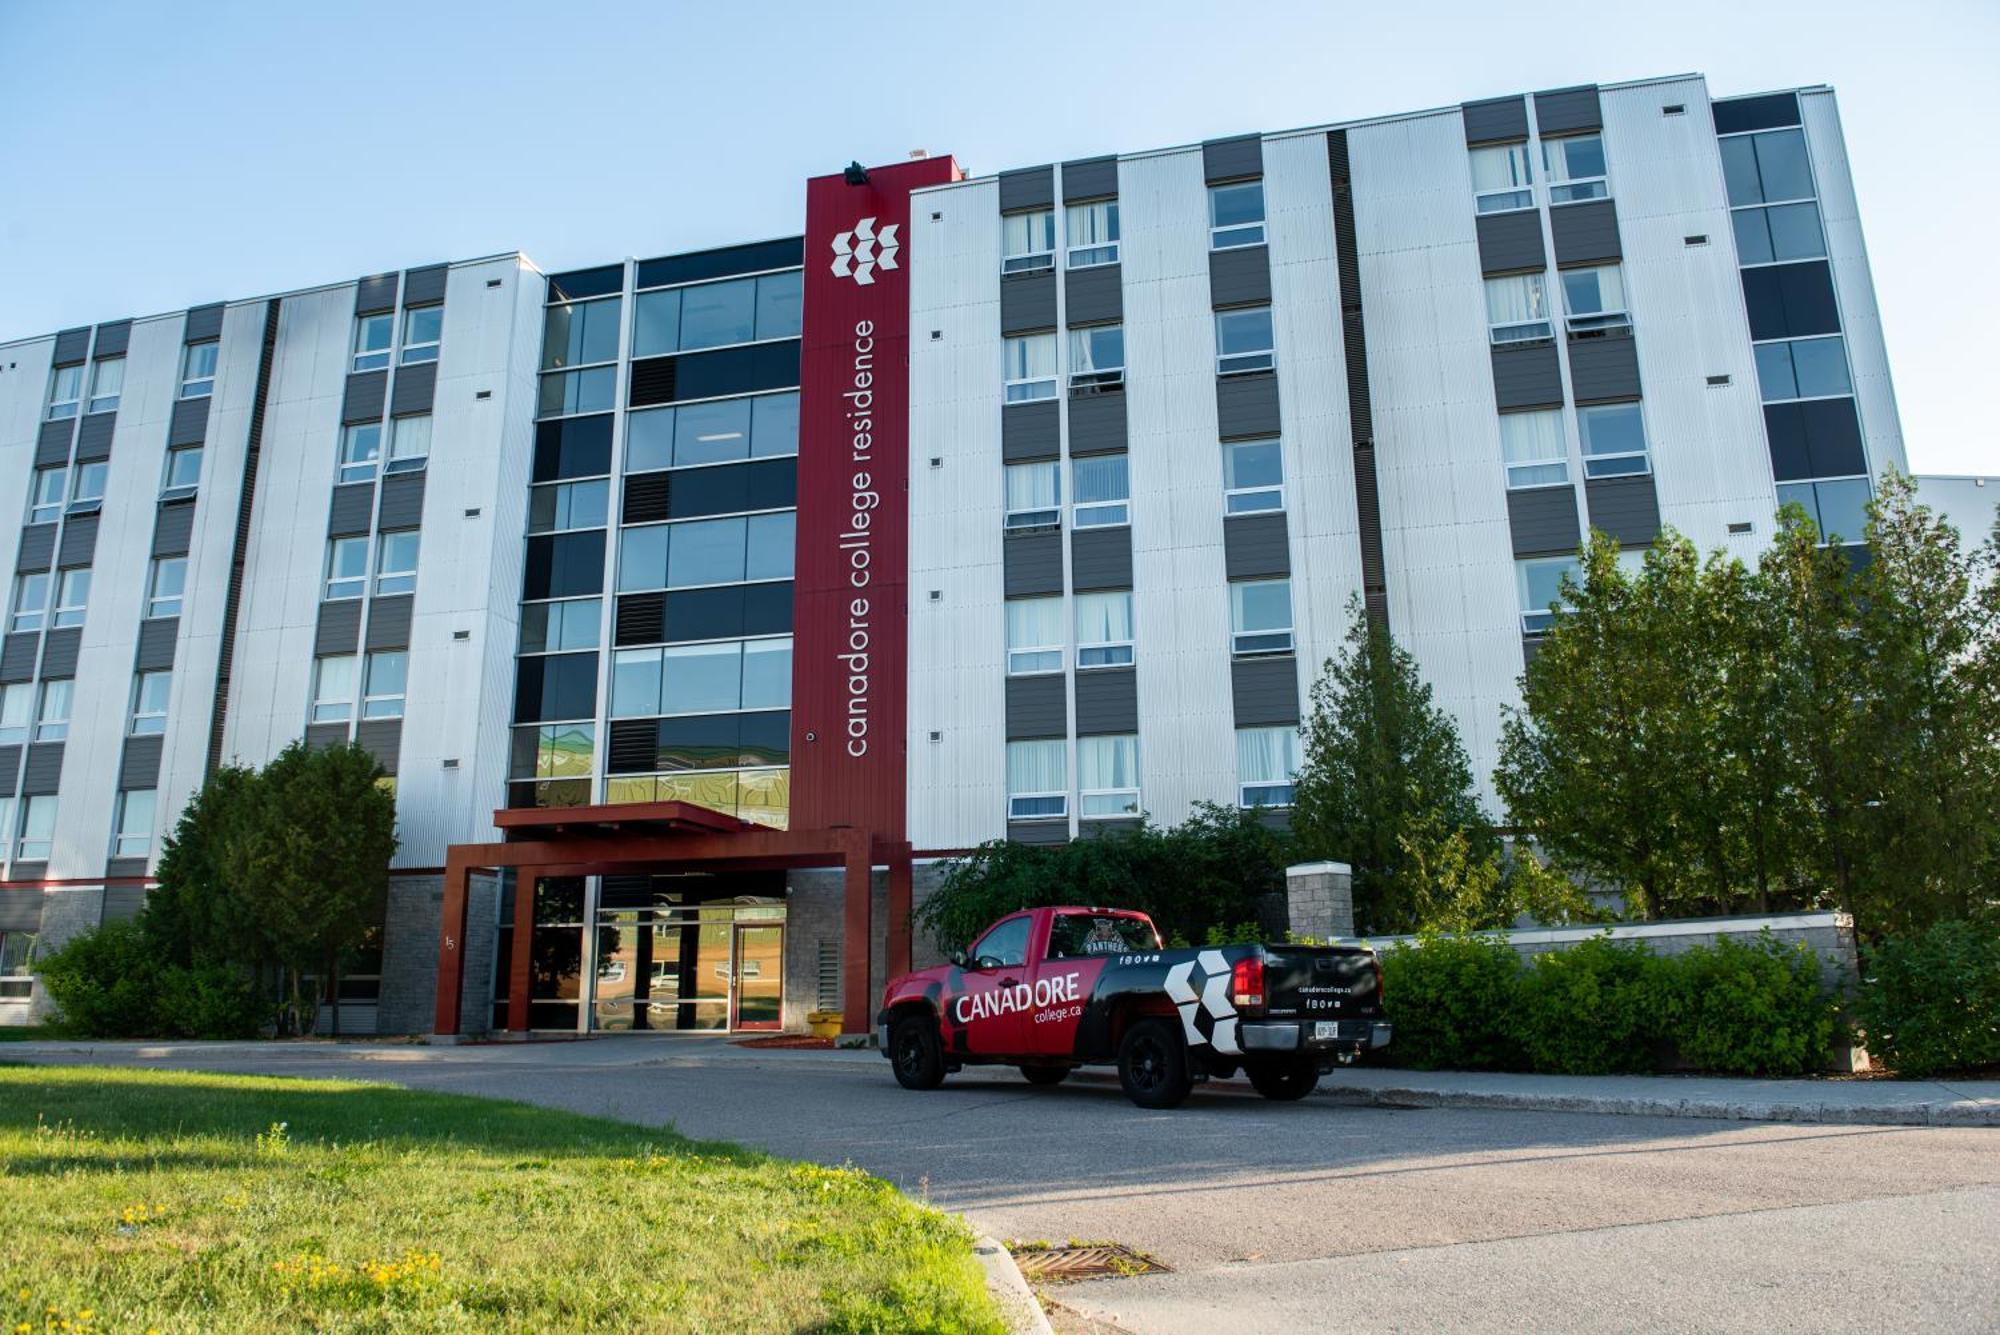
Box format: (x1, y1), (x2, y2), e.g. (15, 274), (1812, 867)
(889, 1014), (946, 1091)
(1247, 1059), (1319, 1101)
(1118, 1017), (1194, 1109)
(1018, 1065), (1069, 1086)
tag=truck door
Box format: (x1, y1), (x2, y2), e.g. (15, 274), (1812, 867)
(1028, 912), (1154, 1058)
(944, 914), (1033, 1056)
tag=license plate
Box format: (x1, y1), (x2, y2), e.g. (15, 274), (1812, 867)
(1313, 1021), (1339, 1041)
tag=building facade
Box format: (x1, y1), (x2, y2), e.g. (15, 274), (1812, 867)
(0, 75), (1940, 1033)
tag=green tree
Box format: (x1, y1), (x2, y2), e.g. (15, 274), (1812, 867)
(1290, 603), (1492, 934)
(141, 764), (266, 971)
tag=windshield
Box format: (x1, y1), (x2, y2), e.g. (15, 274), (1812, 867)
(1046, 913), (1158, 959)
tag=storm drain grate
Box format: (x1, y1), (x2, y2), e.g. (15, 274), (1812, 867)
(1010, 1243), (1171, 1284)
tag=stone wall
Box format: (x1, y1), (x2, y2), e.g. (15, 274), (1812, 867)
(780, 860), (953, 1034)
(375, 874), (443, 1035)
(24, 887), (106, 1025)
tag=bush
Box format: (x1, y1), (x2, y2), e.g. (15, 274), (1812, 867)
(1857, 918), (2000, 1078)
(1377, 934), (1523, 1071)
(1514, 936), (1663, 1075)
(1659, 933), (1842, 1076)
(34, 920), (164, 1038)
(157, 964), (269, 1039)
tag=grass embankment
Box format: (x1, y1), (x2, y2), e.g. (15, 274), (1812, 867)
(0, 1066), (1001, 1333)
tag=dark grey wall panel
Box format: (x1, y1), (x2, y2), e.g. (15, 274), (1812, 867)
(1000, 271), (1057, 335)
(1075, 666), (1137, 736)
(1507, 486), (1583, 557)
(0, 634), (37, 683)
(167, 395), (209, 446)
(1476, 210), (1547, 275)
(104, 866), (150, 892)
(16, 524), (56, 573)
(355, 272), (399, 315)
(1003, 531), (1064, 597)
(314, 599), (362, 655)
(1079, 817), (1141, 842)
(1067, 391), (1127, 454)
(21, 742), (63, 795)
(1202, 134), (1263, 183)
(1550, 200), (1622, 268)
(1224, 512), (1291, 579)
(36, 419), (73, 467)
(1070, 526), (1132, 592)
(328, 483), (374, 537)
(1490, 343), (1565, 410)
(0, 745), (17, 797)
(183, 303), (225, 342)
(39, 628), (80, 678)
(341, 370), (387, 425)
(377, 472), (426, 530)
(92, 320), (132, 357)
(1004, 673), (1068, 740)
(0, 890), (40, 931)
(1061, 156), (1118, 203)
(57, 514), (97, 568)
(1567, 333), (1642, 403)
(1065, 264), (1123, 326)
(152, 500), (196, 557)
(306, 722), (351, 750)
(1002, 401), (1061, 463)
(52, 328), (91, 364)
(1534, 86), (1603, 136)
(74, 412), (116, 462)
(1217, 373), (1282, 439)
(1231, 657), (1300, 726)
(1585, 476), (1662, 547)
(1463, 96), (1530, 145)
(1009, 819), (1069, 846)
(365, 595), (413, 650)
(390, 360), (437, 416)
(134, 617), (178, 671)
(401, 263), (448, 306)
(1209, 246), (1272, 307)
(998, 166), (1055, 213)
(119, 734), (163, 790)
(356, 718), (402, 774)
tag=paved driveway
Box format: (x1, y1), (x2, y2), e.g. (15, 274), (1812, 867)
(7, 1037), (1997, 1333)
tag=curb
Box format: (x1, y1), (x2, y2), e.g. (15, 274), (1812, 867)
(1314, 1081), (2000, 1127)
(972, 1235), (1055, 1335)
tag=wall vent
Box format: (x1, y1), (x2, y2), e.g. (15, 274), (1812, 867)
(442, 758), (460, 769)
(475, 389), (492, 400)
(1728, 521), (1753, 535)
(452, 629), (470, 640)
(485, 278), (502, 288)
(1706, 374), (1732, 387)
(816, 940), (842, 1011)
(1684, 234), (1709, 246)
(1663, 104), (1687, 116)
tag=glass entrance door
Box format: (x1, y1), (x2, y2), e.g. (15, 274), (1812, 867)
(729, 924), (784, 1031)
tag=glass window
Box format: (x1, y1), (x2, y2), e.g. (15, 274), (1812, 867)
(87, 357), (124, 414)
(1006, 739), (1067, 821)
(388, 415), (431, 471)
(1076, 591), (1134, 668)
(1542, 134), (1608, 203)
(1485, 273), (1553, 344)
(17, 796), (57, 862)
(1223, 439), (1283, 513)
(1470, 143), (1534, 213)
(363, 651), (408, 719)
(147, 557), (187, 619)
(1047, 912), (1159, 959)
(28, 467), (65, 525)
(1215, 307), (1275, 375)
(68, 460), (107, 513)
(339, 423), (382, 483)
(518, 597), (601, 653)
(45, 364), (82, 419)
(1068, 324), (1125, 389)
(1002, 210), (1056, 273)
(112, 789), (156, 859)
(624, 406), (675, 472)
(1720, 128), (1814, 208)
(1753, 335), (1852, 403)
(163, 445), (203, 494)
(538, 366), (616, 419)
(1072, 454), (1129, 527)
(400, 306), (443, 364)
(52, 569), (89, 628)
(10, 573), (50, 633)
(672, 397), (753, 468)
(130, 670), (171, 736)
(753, 271), (802, 341)
(677, 278), (757, 351)
(1518, 556), (1581, 634)
(522, 722), (595, 780)
(1004, 461), (1061, 529)
(0, 682), (30, 744)
(1237, 725), (1301, 808)
(353, 313), (393, 371)
(36, 679), (72, 741)
(326, 536), (368, 600)
(661, 641), (743, 715)
(667, 516), (747, 588)
(1230, 578), (1293, 656)
(1560, 265), (1629, 333)
(750, 391), (800, 459)
(1577, 403), (1650, 477)
(1210, 181), (1267, 248)
(617, 525), (671, 593)
(1066, 199), (1120, 267)
(971, 916), (1033, 968)
(1732, 201), (1826, 265)
(1500, 410), (1568, 488)
(1005, 597), (1063, 675)
(180, 342), (218, 398)
(312, 655), (357, 723)
(1004, 333), (1057, 402)
(528, 479), (609, 535)
(630, 288), (681, 358)
(0, 927), (36, 993)
(1778, 477), (1872, 546)
(609, 647), (663, 718)
(1079, 734), (1140, 818)
(375, 531), (419, 595)
(543, 297), (623, 369)
(741, 637), (792, 710)
(744, 512), (795, 582)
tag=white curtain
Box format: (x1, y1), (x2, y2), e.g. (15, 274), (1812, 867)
(1071, 454), (1127, 505)
(1074, 591), (1133, 647)
(1079, 735), (1138, 791)
(1484, 273), (1547, 325)
(1469, 143), (1532, 193)
(1499, 410), (1565, 465)
(1005, 333), (1056, 381)
(1236, 727), (1301, 784)
(1066, 201), (1118, 246)
(1007, 597), (1063, 651)
(1008, 739), (1066, 795)
(1004, 461), (1060, 512)
(1002, 210), (1052, 257)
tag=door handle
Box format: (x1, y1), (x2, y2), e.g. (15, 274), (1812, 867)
(999, 978), (1020, 987)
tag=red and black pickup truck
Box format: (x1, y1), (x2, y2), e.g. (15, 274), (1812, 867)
(877, 905), (1391, 1108)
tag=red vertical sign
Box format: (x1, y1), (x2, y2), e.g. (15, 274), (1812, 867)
(792, 157), (959, 839)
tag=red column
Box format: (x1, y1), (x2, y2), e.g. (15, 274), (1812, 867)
(841, 843), (873, 1038)
(432, 855), (473, 1036)
(886, 844), (912, 981)
(506, 874), (537, 1034)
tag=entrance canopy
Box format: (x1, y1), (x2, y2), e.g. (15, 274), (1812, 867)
(434, 801), (910, 1039)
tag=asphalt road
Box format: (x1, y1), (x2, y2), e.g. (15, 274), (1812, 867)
(8, 1038), (1997, 1333)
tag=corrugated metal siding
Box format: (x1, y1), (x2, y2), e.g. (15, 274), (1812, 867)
(356, 718), (402, 774)
(1008, 819), (1068, 846)
(1064, 264), (1123, 325)
(93, 319), (133, 357)
(183, 303), (225, 342)
(998, 167), (1054, 212)
(327, 483), (374, 537)
(401, 263), (448, 306)
(102, 885), (147, 919)
(57, 514), (97, 568)
(1534, 86), (1603, 135)
(1567, 333), (1643, 403)
(1550, 200), (1623, 268)
(1490, 343), (1564, 409)
(1230, 656), (1301, 725)
(134, 617), (177, 671)
(341, 370), (387, 424)
(1001, 401), (1060, 462)
(355, 272), (399, 315)
(1000, 272), (1057, 334)
(21, 742), (64, 795)
(1070, 526), (1133, 591)
(1476, 210), (1547, 275)
(1075, 667), (1138, 735)
(376, 473), (426, 530)
(74, 412), (116, 461)
(36, 419), (73, 466)
(314, 599), (362, 655)
(119, 734), (163, 790)
(1004, 674), (1067, 739)
(166, 395), (209, 446)
(1061, 156), (1118, 203)
(1208, 246), (1272, 307)
(0, 635), (36, 683)
(1223, 512), (1291, 578)
(305, 722), (351, 750)
(1203, 134), (1263, 183)
(390, 360), (437, 417)
(365, 595), (414, 650)
(16, 524), (56, 573)
(151, 500), (196, 557)
(1003, 531), (1064, 596)
(52, 328), (91, 363)
(1585, 476), (1662, 546)
(1462, 96), (1529, 145)
(39, 628), (80, 678)
(1507, 486), (1583, 556)
(0, 745), (18, 797)
(1067, 391), (1127, 454)
(1216, 373), (1281, 438)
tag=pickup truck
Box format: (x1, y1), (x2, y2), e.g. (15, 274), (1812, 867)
(877, 905), (1391, 1108)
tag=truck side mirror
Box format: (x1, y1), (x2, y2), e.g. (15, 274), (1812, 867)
(949, 949), (968, 968)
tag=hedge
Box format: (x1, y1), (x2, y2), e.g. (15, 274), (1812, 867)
(1854, 918), (2000, 1079)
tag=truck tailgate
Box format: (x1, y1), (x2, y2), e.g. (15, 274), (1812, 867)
(1260, 944), (1381, 1019)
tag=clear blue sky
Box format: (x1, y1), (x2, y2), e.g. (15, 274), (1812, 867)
(2, 0), (1993, 474)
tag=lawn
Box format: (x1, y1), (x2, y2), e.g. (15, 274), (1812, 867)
(0, 1065), (1002, 1333)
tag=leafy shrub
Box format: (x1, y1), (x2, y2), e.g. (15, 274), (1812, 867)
(1514, 936), (1663, 1074)
(1659, 932), (1842, 1076)
(1376, 934), (1523, 1071)
(157, 964), (269, 1039)
(34, 920), (164, 1038)
(1857, 918), (2000, 1078)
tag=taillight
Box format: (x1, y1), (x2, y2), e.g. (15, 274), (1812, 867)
(1230, 954), (1265, 1015)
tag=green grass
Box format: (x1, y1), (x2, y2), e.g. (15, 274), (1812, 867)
(0, 1066), (1002, 1333)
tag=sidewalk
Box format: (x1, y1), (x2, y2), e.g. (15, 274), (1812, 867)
(1317, 1067), (2000, 1127)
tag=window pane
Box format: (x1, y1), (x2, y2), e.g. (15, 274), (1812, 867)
(1003, 210), (1055, 258)
(1004, 334), (1056, 381)
(1068, 325), (1124, 374)
(1231, 579), (1291, 633)
(751, 392), (800, 458)
(625, 407), (673, 472)
(1543, 135), (1605, 182)
(631, 289), (681, 359)
(744, 512), (795, 582)
(117, 789), (157, 840)
(662, 641), (742, 714)
(674, 397), (753, 466)
(1753, 129), (1814, 203)
(754, 272), (803, 341)
(617, 526), (671, 592)
(1484, 273), (1548, 326)
(741, 638), (792, 710)
(677, 279), (757, 351)
(390, 415), (432, 462)
(366, 652), (408, 697)
(1216, 308), (1274, 355)
(1720, 136), (1762, 207)
(1753, 342), (1798, 401)
(1500, 410), (1565, 463)
(1224, 439), (1282, 491)
(1236, 726), (1301, 785)
(1790, 336), (1852, 398)
(1814, 478), (1871, 543)
(1007, 739), (1065, 794)
(1005, 461), (1060, 513)
(1006, 597), (1062, 650)
(667, 517), (746, 588)
(1078, 735), (1138, 790)
(1578, 403), (1646, 457)
(610, 649), (662, 717)
(1561, 266), (1624, 316)
(543, 298), (623, 369)
(1075, 591), (1133, 645)
(1469, 144), (1533, 193)
(1072, 454), (1128, 505)
(1731, 207), (1775, 266)
(1519, 557), (1580, 612)
(1210, 181), (1265, 227)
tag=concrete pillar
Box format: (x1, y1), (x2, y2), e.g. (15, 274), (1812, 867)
(1285, 861), (1354, 941)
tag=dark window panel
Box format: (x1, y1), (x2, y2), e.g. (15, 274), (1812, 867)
(741, 581), (794, 637)
(522, 531), (607, 600)
(513, 652), (598, 723)
(636, 241), (803, 290)
(663, 586), (745, 642)
(665, 458), (797, 520)
(546, 266), (624, 303)
(631, 342), (800, 407)
(654, 713), (743, 772)
(1740, 262), (1841, 341)
(1712, 92), (1802, 135)
(737, 710), (791, 767)
(532, 414), (614, 482)
(1763, 398), (1866, 481)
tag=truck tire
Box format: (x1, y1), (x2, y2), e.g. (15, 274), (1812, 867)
(1247, 1058), (1319, 1101)
(889, 1013), (946, 1091)
(1018, 1065), (1070, 1086)
(1118, 1017), (1194, 1109)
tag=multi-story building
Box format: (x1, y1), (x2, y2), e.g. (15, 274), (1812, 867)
(0, 74), (1946, 1037)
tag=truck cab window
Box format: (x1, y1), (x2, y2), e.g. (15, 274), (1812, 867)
(1047, 914), (1159, 959)
(969, 917), (1031, 969)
